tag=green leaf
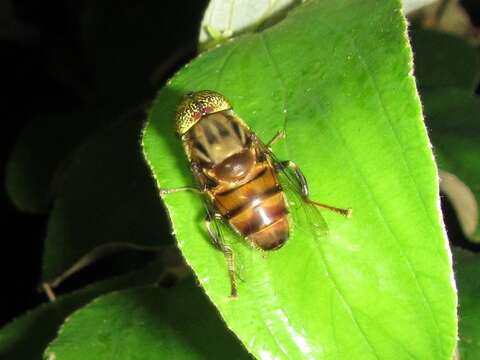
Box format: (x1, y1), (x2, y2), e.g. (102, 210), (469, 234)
(44, 283), (250, 360)
(422, 88), (480, 242)
(42, 114), (170, 284)
(454, 249), (480, 359)
(143, 0), (457, 359)
(0, 260), (164, 360)
(410, 29), (480, 91)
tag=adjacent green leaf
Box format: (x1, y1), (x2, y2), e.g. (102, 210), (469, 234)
(143, 0), (457, 358)
(410, 29), (480, 91)
(5, 109), (118, 213)
(0, 260), (164, 360)
(422, 88), (480, 241)
(42, 114), (170, 284)
(44, 283), (250, 360)
(454, 249), (480, 359)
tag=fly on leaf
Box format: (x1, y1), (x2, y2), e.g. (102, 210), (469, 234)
(161, 90), (351, 297)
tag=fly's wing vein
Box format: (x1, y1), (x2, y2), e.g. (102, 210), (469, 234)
(255, 135), (329, 239)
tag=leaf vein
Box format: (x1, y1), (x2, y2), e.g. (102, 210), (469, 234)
(345, 28), (443, 356)
(259, 33), (291, 160)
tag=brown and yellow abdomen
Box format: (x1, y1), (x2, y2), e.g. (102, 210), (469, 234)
(215, 165), (289, 250)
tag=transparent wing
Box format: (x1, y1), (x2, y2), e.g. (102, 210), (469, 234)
(277, 161), (330, 240)
(255, 137), (329, 239)
(202, 199), (240, 297)
(202, 200), (234, 251)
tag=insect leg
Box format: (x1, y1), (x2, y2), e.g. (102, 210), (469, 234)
(265, 130), (286, 148)
(159, 186), (202, 196)
(205, 214), (238, 298)
(281, 160), (352, 218)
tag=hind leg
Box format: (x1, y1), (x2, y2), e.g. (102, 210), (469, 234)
(205, 213), (238, 298)
(280, 160), (352, 218)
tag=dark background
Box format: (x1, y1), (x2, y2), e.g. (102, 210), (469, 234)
(1, 0), (479, 328)
(1, 0), (208, 326)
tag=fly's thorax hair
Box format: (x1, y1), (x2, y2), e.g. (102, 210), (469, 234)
(185, 111), (252, 166)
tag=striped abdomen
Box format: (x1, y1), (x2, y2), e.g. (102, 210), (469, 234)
(215, 164), (289, 250)
(185, 112), (289, 250)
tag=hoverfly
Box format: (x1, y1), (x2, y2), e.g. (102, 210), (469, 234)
(161, 90), (351, 297)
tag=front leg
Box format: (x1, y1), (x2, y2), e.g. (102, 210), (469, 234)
(265, 130), (286, 149)
(160, 161), (210, 196)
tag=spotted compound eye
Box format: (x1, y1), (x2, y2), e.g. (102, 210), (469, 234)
(175, 90), (232, 136)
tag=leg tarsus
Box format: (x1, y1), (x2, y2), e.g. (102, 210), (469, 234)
(281, 160), (352, 218)
(305, 199), (353, 218)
